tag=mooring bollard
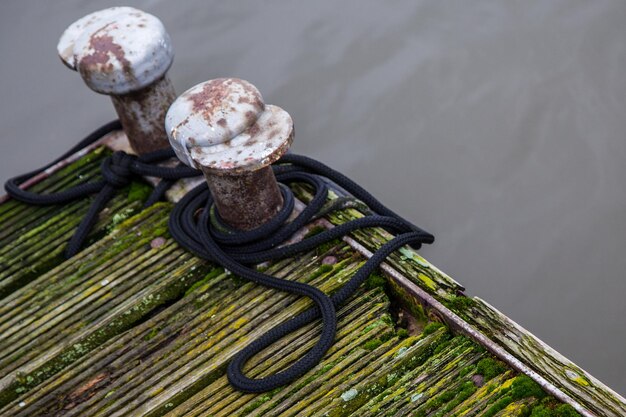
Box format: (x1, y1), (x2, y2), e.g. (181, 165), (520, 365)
(165, 78), (293, 230)
(57, 6), (176, 154)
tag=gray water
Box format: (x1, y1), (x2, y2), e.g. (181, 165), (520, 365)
(1, 0), (625, 395)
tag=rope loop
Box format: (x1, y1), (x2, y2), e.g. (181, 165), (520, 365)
(169, 154), (434, 393)
(4, 121), (435, 393)
(3, 121), (198, 257)
(100, 151), (136, 188)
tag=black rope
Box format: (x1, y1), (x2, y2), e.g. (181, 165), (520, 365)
(169, 154), (434, 392)
(4, 121), (199, 258)
(4, 121), (435, 393)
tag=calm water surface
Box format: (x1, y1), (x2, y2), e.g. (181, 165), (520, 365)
(1, 0), (625, 394)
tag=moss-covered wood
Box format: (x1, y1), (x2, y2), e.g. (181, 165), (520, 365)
(0, 230), (370, 415)
(462, 298), (626, 417)
(0, 203), (213, 407)
(0, 147), (153, 299)
(290, 184), (464, 302)
(291, 182), (626, 417)
(0, 143), (621, 416)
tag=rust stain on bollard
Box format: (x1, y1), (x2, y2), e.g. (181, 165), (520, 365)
(110, 78), (176, 154)
(57, 7), (176, 154)
(203, 167), (284, 230)
(166, 78), (293, 230)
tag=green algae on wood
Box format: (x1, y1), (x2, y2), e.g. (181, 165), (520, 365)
(1, 240), (369, 416)
(174, 289), (394, 417)
(291, 183), (464, 301)
(463, 297), (626, 417)
(290, 181), (624, 416)
(0, 244), (584, 417)
(0, 147), (154, 299)
(0, 203), (214, 407)
(0, 155), (619, 416)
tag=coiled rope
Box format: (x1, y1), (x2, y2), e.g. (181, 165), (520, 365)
(4, 121), (198, 258)
(4, 121), (434, 393)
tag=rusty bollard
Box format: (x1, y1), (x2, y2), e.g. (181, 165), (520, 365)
(166, 78), (293, 230)
(57, 6), (176, 154)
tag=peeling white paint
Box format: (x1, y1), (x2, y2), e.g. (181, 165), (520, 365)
(57, 7), (173, 94)
(166, 78), (293, 172)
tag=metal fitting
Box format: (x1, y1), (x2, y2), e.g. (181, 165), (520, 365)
(57, 6), (176, 154)
(166, 78), (293, 230)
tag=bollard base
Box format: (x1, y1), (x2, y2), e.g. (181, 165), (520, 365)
(111, 76), (176, 155)
(203, 165), (284, 230)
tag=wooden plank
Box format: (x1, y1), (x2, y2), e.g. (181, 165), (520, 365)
(356, 336), (487, 417)
(172, 288), (394, 417)
(0, 203), (213, 407)
(305, 329), (458, 417)
(0, 232), (369, 415)
(291, 183), (464, 301)
(0, 146), (153, 299)
(0, 141), (615, 416)
(464, 298), (626, 417)
(291, 182), (626, 417)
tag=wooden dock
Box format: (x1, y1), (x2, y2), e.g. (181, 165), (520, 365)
(0, 133), (624, 416)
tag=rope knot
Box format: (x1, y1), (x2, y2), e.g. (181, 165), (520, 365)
(101, 151), (136, 188)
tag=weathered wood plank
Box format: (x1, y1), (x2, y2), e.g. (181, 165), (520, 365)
(173, 288), (393, 417)
(356, 335), (485, 417)
(0, 143), (613, 416)
(0, 146), (153, 299)
(463, 298), (626, 417)
(304, 329), (456, 417)
(95, 261), (365, 417)
(451, 371), (517, 417)
(291, 184), (464, 301)
(0, 203), (213, 407)
(0, 234), (365, 416)
(291, 181), (626, 417)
